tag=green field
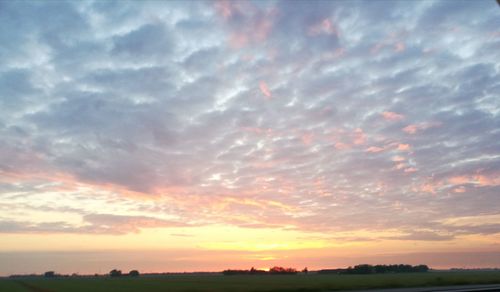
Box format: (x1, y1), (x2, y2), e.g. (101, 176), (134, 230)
(1, 272), (500, 292)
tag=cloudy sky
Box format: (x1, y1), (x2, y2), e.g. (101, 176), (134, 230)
(1, 0), (500, 275)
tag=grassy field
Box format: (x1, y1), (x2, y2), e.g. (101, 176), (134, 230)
(1, 271), (500, 292)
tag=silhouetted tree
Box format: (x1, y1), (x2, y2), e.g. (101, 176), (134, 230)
(109, 269), (122, 277)
(44, 271), (55, 278)
(331, 264), (430, 274)
(415, 265), (429, 272)
(222, 268), (267, 275)
(269, 266), (297, 274)
(302, 267), (308, 274)
(351, 264), (374, 274)
(129, 270), (140, 277)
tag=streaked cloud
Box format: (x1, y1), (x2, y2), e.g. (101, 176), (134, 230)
(382, 111), (405, 121)
(259, 81), (272, 98)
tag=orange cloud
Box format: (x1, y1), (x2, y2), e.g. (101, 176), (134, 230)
(419, 182), (440, 194)
(382, 111), (404, 121)
(259, 81), (272, 98)
(391, 155), (405, 162)
(397, 144), (411, 151)
(448, 174), (500, 187)
(475, 175), (500, 186)
(365, 146), (385, 153)
(419, 172), (500, 195)
(448, 176), (469, 185)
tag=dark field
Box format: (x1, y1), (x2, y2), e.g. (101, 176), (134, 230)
(2, 271), (500, 292)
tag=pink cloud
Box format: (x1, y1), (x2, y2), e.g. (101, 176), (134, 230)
(382, 111), (404, 121)
(241, 127), (274, 137)
(254, 17), (273, 42)
(370, 43), (384, 54)
(214, 0), (233, 19)
(352, 128), (366, 145)
(395, 163), (406, 170)
(419, 182), (442, 194)
(366, 142), (411, 154)
(259, 81), (272, 98)
(403, 124), (419, 134)
(327, 127), (368, 150)
(308, 19), (337, 36)
(403, 122), (441, 134)
(301, 133), (314, 145)
(215, 1), (276, 49)
(394, 42), (405, 52)
(229, 34), (249, 48)
(370, 31), (409, 55)
(365, 146), (385, 153)
(323, 47), (346, 60)
(404, 167), (418, 173)
(334, 142), (350, 150)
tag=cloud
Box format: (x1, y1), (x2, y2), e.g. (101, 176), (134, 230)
(259, 81), (272, 98)
(308, 19), (337, 36)
(112, 23), (174, 60)
(82, 214), (187, 234)
(385, 231), (454, 241)
(394, 42), (405, 52)
(397, 144), (411, 151)
(0, 0), (499, 244)
(382, 111), (405, 121)
(365, 146), (385, 153)
(403, 123), (439, 134)
(0, 214), (187, 235)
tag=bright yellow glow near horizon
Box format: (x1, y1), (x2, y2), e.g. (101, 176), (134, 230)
(1, 224), (497, 257)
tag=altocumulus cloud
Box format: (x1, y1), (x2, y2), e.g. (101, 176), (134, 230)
(0, 0), (499, 240)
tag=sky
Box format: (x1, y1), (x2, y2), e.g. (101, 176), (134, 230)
(0, 0), (500, 275)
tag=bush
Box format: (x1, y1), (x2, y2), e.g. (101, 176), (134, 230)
(109, 269), (122, 277)
(269, 266), (298, 274)
(44, 271), (55, 278)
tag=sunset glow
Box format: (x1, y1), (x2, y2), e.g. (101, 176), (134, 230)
(1, 0), (499, 276)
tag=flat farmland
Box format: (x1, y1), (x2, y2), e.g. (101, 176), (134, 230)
(2, 271), (500, 292)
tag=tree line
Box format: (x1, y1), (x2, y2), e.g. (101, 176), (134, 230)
(223, 266), (305, 275)
(9, 264), (429, 278)
(318, 264), (429, 274)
